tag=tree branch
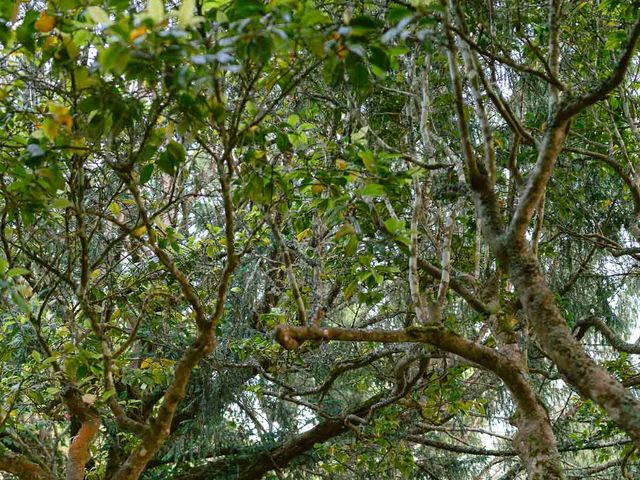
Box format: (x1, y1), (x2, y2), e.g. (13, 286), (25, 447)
(573, 316), (640, 354)
(0, 446), (56, 480)
(559, 17), (640, 121)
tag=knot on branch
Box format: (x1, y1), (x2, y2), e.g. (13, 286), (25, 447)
(274, 324), (300, 350)
(404, 324), (444, 339)
(572, 315), (600, 341)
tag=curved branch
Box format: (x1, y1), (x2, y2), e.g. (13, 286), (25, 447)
(418, 258), (492, 315)
(568, 147), (640, 216)
(174, 395), (384, 480)
(274, 323), (563, 478)
(0, 447), (56, 480)
(559, 18), (640, 121)
(573, 316), (640, 354)
(61, 387), (101, 480)
(445, 23), (566, 91)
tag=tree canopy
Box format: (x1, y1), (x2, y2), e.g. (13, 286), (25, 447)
(2, 0), (640, 479)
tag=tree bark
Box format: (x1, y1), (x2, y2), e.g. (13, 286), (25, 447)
(505, 242), (640, 444)
(275, 324), (564, 479)
(0, 447), (57, 480)
(175, 395), (383, 480)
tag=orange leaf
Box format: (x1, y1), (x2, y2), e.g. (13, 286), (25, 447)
(56, 113), (73, 131)
(336, 44), (348, 60)
(129, 26), (147, 42)
(35, 11), (56, 33)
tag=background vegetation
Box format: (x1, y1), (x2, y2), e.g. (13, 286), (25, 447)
(1, 0), (640, 478)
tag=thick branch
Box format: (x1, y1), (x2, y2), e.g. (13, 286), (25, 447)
(275, 325), (543, 421)
(506, 245), (640, 446)
(112, 155), (238, 480)
(174, 395), (383, 480)
(0, 447), (56, 480)
(274, 323), (563, 477)
(507, 122), (568, 242)
(61, 387), (101, 480)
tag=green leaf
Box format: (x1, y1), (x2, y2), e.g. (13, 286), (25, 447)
(345, 235), (358, 255)
(344, 281), (358, 299)
(369, 46), (390, 71)
(166, 141), (186, 163)
(51, 198), (73, 209)
(108, 202), (121, 215)
(287, 114), (300, 128)
(16, 10), (38, 53)
(158, 153), (177, 176)
(98, 44), (131, 74)
(384, 218), (405, 234)
(74, 67), (98, 90)
(11, 290), (30, 313)
(361, 183), (386, 197)
(0, 257), (8, 275)
(346, 55), (369, 92)
(335, 223), (355, 239)
(300, 9), (331, 26)
(358, 150), (375, 170)
(227, 0), (265, 21)
(7, 267), (29, 277)
(156, 141), (185, 176)
(140, 163), (154, 185)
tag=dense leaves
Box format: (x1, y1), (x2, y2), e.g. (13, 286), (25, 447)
(1, 0), (640, 479)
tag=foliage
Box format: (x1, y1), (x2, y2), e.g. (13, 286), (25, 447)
(0, 0), (640, 479)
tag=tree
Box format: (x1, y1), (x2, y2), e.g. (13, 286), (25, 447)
(1, 0), (640, 478)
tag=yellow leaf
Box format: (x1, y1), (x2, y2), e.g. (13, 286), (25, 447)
(311, 183), (325, 194)
(132, 225), (147, 237)
(335, 158), (347, 170)
(177, 0), (203, 28)
(71, 136), (86, 149)
(178, 0), (194, 27)
(165, 122), (175, 139)
(44, 35), (60, 50)
(89, 268), (102, 279)
(57, 113), (73, 131)
(61, 35), (78, 59)
(296, 228), (311, 242)
(335, 223), (355, 239)
(48, 102), (68, 117)
(129, 26), (148, 42)
(18, 285), (33, 299)
(86, 6), (110, 24)
(147, 0), (165, 24)
(42, 117), (59, 140)
(34, 11), (56, 33)
(74, 67), (97, 90)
